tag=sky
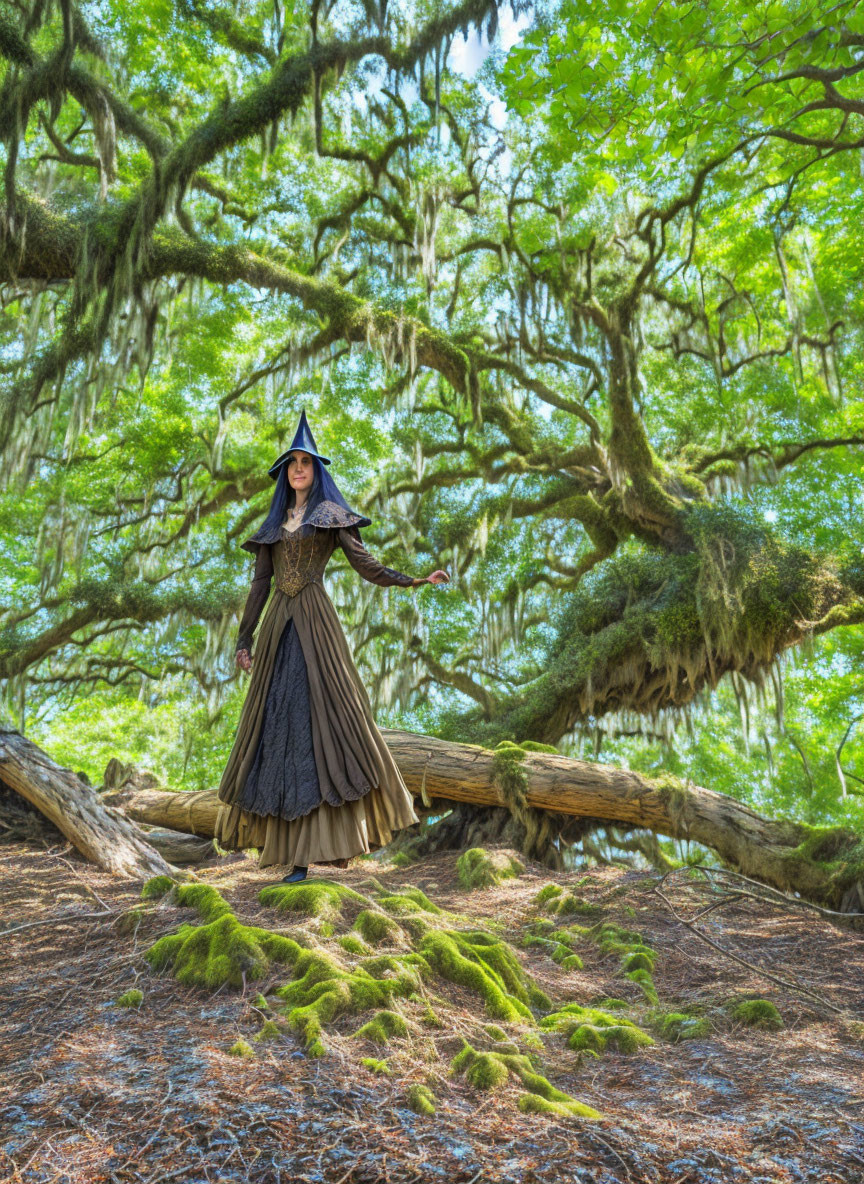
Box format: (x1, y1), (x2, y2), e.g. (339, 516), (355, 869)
(448, 3), (533, 129)
(448, 3), (532, 76)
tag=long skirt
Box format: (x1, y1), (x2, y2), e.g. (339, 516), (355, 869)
(214, 581), (420, 871)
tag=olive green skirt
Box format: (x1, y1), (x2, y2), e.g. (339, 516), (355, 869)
(215, 581), (419, 870)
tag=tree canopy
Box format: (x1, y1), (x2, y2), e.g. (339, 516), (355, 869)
(1, 0), (862, 850)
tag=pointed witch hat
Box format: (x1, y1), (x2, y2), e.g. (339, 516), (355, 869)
(268, 407), (331, 477)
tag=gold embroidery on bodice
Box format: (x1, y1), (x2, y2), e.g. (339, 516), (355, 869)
(273, 526), (337, 597)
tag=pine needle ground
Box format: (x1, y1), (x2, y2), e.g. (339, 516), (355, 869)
(1, 839), (863, 1183)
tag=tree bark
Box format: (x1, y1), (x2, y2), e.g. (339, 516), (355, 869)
(135, 828), (219, 865)
(105, 728), (864, 914)
(101, 783), (221, 836)
(0, 729), (178, 880)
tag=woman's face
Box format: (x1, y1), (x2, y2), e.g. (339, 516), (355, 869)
(286, 450), (314, 493)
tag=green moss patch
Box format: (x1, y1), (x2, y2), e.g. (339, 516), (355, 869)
(521, 935), (554, 953)
(253, 1019), (287, 1042)
(145, 913), (299, 989)
(361, 1057), (391, 1074)
(776, 823), (864, 910)
(577, 921), (661, 1002)
(451, 1040), (602, 1119)
(455, 1046), (510, 1089)
(517, 1093), (594, 1118)
(228, 1039), (255, 1058)
(550, 926), (590, 946)
(274, 948), (425, 1057)
(621, 950), (655, 972)
(456, 847), (524, 890)
(406, 1083), (436, 1114)
(540, 1003), (654, 1055)
(527, 917), (559, 935)
(420, 1001), (444, 1028)
(141, 879), (233, 924)
(625, 967), (659, 1005)
(549, 943), (582, 970)
(338, 933), (372, 955)
(258, 880), (368, 922)
(654, 1011), (712, 1042)
(114, 988), (143, 1008)
(731, 999), (783, 1030)
(141, 875), (177, 902)
(374, 885), (443, 916)
(169, 883), (234, 923)
(419, 928), (550, 1021)
(358, 952), (430, 983)
(483, 1023), (509, 1042)
(538, 888), (601, 918)
(353, 909), (404, 946)
(590, 921), (648, 955)
(351, 1008), (409, 1045)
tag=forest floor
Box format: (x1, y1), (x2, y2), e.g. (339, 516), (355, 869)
(1, 825), (863, 1184)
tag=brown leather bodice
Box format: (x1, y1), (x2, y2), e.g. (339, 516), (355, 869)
(272, 524), (337, 597)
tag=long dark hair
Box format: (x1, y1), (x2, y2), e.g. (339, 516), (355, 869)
(242, 453), (370, 553)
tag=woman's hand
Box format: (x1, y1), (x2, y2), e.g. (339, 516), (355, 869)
(425, 570), (450, 585)
(236, 648), (252, 672)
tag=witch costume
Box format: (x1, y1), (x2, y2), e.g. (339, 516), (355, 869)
(214, 410), (422, 874)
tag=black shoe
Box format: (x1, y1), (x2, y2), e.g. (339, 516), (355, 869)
(281, 866), (308, 883)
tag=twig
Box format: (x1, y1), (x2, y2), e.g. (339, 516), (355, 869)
(142, 1150), (195, 1184)
(660, 865), (864, 922)
(583, 1130), (633, 1180)
(652, 882), (845, 1015)
(690, 892), (748, 921)
(0, 909), (115, 936)
(48, 852), (114, 910)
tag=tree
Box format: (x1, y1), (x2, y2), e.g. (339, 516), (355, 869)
(1, 0), (862, 877)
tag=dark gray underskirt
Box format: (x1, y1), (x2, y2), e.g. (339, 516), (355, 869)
(238, 617), (323, 821)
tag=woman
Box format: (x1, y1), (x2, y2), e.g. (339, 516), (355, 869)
(214, 409), (449, 883)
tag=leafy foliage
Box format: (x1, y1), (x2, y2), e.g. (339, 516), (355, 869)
(0, 0), (861, 853)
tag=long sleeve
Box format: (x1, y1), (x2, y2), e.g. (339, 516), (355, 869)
(337, 526), (419, 588)
(235, 544), (274, 653)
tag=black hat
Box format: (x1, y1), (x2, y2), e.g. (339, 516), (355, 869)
(268, 408), (331, 477)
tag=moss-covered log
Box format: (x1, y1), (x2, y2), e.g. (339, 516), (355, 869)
(104, 728), (863, 913)
(5, 728), (860, 913)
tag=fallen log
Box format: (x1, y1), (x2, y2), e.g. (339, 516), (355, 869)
(136, 829), (219, 865)
(106, 728), (864, 914)
(101, 783), (221, 836)
(0, 729), (178, 880)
